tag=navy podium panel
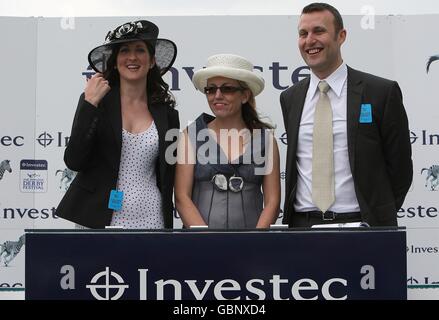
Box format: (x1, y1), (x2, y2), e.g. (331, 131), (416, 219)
(25, 228), (406, 300)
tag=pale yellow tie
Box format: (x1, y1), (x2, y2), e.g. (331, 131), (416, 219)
(312, 81), (335, 212)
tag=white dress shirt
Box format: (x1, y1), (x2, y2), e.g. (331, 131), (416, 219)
(294, 63), (360, 213)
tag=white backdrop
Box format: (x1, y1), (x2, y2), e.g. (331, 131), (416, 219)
(3, 0), (439, 16)
(0, 14), (438, 299)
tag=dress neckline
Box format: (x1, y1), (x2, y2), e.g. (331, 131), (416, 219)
(122, 121), (155, 136)
(199, 113), (251, 164)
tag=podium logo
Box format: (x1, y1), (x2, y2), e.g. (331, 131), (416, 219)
(86, 267), (129, 300)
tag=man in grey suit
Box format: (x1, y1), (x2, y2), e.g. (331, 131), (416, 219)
(281, 2), (413, 227)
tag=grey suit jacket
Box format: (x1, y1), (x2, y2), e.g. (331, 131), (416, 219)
(280, 66), (413, 226)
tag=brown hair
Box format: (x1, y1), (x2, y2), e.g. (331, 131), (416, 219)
(103, 41), (176, 108)
(238, 81), (273, 130)
(302, 2), (344, 34)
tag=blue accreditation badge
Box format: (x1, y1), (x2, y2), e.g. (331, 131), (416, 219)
(359, 104), (372, 123)
(108, 190), (123, 211)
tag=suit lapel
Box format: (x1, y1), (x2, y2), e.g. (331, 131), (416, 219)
(102, 88), (123, 172)
(346, 67), (364, 174)
(149, 103), (168, 185)
(287, 78), (309, 170)
(285, 77), (309, 201)
(106, 88), (123, 152)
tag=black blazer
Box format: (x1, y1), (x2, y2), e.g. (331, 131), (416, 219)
(56, 87), (180, 228)
(280, 66), (413, 226)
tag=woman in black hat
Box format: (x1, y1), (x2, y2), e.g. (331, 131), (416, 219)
(56, 20), (179, 229)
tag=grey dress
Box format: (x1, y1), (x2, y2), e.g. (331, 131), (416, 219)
(189, 113), (269, 229)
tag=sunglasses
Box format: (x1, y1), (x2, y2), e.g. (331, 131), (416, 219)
(204, 85), (244, 95)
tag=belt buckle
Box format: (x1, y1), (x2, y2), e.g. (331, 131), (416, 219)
(322, 211), (336, 221)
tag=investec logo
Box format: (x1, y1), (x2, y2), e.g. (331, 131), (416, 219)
(397, 205), (438, 218)
(278, 130), (439, 147)
(77, 268), (349, 300)
(83, 64), (311, 90)
(279, 132), (288, 145)
(61, 265), (378, 300)
(20, 159), (48, 193)
(85, 267), (128, 300)
(407, 275), (439, 285)
(410, 130), (439, 145)
(36, 132), (69, 148)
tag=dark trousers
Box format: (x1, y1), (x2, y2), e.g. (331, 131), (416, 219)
(290, 211), (363, 228)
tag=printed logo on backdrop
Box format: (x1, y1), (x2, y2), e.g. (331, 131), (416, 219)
(0, 282), (23, 288)
(0, 160), (12, 182)
(0, 135), (24, 147)
(0, 234), (25, 267)
(406, 244), (438, 254)
(426, 54), (439, 73)
(2, 207), (57, 220)
(397, 205), (438, 219)
(410, 130), (439, 145)
(56, 168), (76, 192)
(36, 132), (69, 148)
(83, 64), (311, 90)
(421, 165), (439, 191)
(172, 207), (181, 219)
(82, 65), (95, 80)
(280, 171), (286, 180)
(279, 132), (288, 145)
(280, 130), (437, 147)
(407, 276), (439, 286)
(20, 160), (48, 193)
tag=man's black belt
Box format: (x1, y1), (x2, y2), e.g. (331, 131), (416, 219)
(299, 210), (362, 221)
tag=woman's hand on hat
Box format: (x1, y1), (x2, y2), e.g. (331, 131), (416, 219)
(85, 73), (111, 107)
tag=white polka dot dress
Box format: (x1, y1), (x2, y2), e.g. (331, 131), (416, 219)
(110, 122), (164, 229)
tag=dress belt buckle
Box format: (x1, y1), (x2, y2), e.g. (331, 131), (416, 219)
(322, 211), (336, 221)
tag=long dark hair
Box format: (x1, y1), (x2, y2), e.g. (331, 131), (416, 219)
(238, 81), (273, 130)
(103, 41), (176, 108)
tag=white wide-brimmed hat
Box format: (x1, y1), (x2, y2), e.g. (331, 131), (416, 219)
(192, 54), (265, 96)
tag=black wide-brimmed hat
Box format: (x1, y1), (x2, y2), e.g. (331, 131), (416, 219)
(88, 20), (177, 75)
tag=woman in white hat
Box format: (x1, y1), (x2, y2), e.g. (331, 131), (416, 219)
(56, 20), (179, 229)
(175, 54), (280, 229)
